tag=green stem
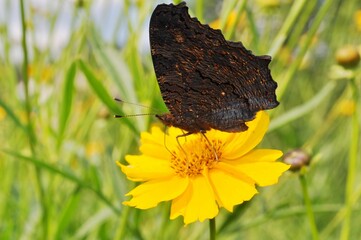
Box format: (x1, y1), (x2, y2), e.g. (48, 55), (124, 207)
(219, 0), (237, 31)
(286, 0), (317, 51)
(340, 78), (360, 240)
(209, 218), (216, 240)
(321, 183), (361, 238)
(19, 0), (48, 238)
(245, 5), (259, 50)
(299, 174), (319, 240)
(195, 0), (204, 22)
(268, 0), (307, 57)
(224, 0), (246, 40)
(115, 206), (130, 240)
(19, 1), (30, 124)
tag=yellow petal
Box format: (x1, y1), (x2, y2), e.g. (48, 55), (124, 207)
(146, 126), (198, 153)
(140, 127), (171, 158)
(124, 154), (168, 166)
(234, 161), (289, 186)
(139, 143), (170, 159)
(215, 162), (256, 185)
(222, 149), (289, 186)
(118, 157), (174, 181)
(167, 126), (184, 137)
(140, 126), (164, 145)
(170, 176), (218, 224)
(170, 180), (193, 220)
(222, 111), (269, 159)
(209, 168), (258, 211)
(166, 127), (190, 148)
(224, 149), (283, 163)
(123, 176), (188, 209)
(206, 128), (225, 141)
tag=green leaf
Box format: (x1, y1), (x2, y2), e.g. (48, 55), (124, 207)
(58, 61), (77, 145)
(89, 28), (138, 103)
(3, 150), (121, 215)
(0, 98), (26, 132)
(54, 187), (81, 240)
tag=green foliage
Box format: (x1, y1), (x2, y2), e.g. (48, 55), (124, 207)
(0, 0), (360, 239)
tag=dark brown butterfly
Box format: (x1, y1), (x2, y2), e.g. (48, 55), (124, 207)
(150, 2), (278, 134)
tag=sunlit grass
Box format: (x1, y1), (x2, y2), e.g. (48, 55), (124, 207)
(0, 0), (360, 239)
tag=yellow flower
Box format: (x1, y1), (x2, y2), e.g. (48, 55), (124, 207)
(119, 111), (289, 224)
(335, 100), (356, 116)
(210, 11), (238, 30)
(0, 107), (6, 121)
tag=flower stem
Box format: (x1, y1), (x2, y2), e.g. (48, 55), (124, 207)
(209, 218), (216, 240)
(299, 174), (319, 240)
(340, 78), (359, 240)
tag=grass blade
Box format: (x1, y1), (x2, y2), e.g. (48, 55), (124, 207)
(77, 59), (139, 134)
(58, 61), (77, 146)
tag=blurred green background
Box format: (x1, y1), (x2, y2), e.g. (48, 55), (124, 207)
(0, 0), (360, 239)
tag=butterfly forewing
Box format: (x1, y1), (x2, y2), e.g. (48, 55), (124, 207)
(149, 2), (279, 133)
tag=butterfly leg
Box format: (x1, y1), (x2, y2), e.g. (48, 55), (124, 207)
(175, 131), (192, 156)
(161, 126), (181, 158)
(174, 132), (194, 174)
(200, 131), (219, 161)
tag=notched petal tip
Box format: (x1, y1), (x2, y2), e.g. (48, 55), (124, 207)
(170, 177), (219, 224)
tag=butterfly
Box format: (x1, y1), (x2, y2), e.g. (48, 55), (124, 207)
(149, 2), (278, 133)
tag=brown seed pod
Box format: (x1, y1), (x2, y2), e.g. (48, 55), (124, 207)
(336, 45), (360, 68)
(283, 149), (311, 172)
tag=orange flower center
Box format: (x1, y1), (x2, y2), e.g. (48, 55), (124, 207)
(170, 136), (223, 177)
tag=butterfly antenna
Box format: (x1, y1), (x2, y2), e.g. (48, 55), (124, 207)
(162, 126), (177, 158)
(114, 113), (156, 118)
(176, 132), (193, 173)
(114, 97), (160, 112)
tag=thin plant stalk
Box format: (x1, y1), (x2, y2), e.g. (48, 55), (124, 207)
(277, 0), (333, 100)
(299, 173), (319, 240)
(19, 0), (48, 238)
(224, 0), (246, 40)
(340, 78), (360, 240)
(268, 0), (307, 57)
(114, 206), (130, 240)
